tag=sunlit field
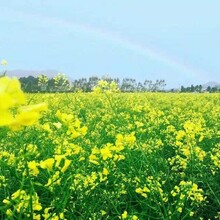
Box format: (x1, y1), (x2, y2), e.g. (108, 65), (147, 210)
(0, 78), (220, 219)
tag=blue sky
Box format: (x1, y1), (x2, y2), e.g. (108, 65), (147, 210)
(0, 0), (220, 88)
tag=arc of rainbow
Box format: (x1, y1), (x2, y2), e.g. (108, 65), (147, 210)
(1, 6), (209, 81)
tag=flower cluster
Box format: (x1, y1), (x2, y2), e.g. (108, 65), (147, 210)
(93, 80), (119, 93)
(0, 89), (219, 219)
(0, 76), (47, 130)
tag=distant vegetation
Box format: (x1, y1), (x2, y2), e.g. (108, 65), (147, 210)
(180, 84), (220, 93)
(19, 74), (167, 93)
(18, 74), (220, 93)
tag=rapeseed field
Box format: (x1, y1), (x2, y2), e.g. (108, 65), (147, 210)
(0, 77), (219, 219)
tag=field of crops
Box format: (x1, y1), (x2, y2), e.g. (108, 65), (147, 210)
(0, 77), (220, 219)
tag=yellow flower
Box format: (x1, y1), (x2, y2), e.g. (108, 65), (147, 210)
(89, 154), (99, 165)
(177, 207), (182, 213)
(45, 171), (61, 188)
(42, 123), (52, 132)
(0, 76), (25, 110)
(135, 188), (142, 194)
(40, 158), (55, 171)
(100, 147), (112, 160)
(19, 102), (48, 113)
(43, 207), (51, 219)
(53, 122), (62, 129)
(9, 103), (48, 130)
(33, 214), (41, 220)
(0, 76), (47, 130)
(1, 59), (8, 66)
(0, 111), (13, 126)
(61, 159), (71, 173)
(143, 186), (150, 193)
(93, 80), (119, 93)
(6, 209), (13, 216)
(3, 199), (10, 204)
(132, 215), (139, 220)
(28, 161), (39, 176)
(54, 155), (65, 167)
(103, 168), (109, 176)
(190, 211), (194, 216)
(101, 210), (107, 216)
(122, 211), (128, 219)
(11, 189), (25, 200)
(33, 195), (42, 211)
(38, 74), (48, 86)
(59, 213), (64, 219)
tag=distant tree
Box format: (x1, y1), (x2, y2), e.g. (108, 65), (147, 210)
(72, 78), (88, 92)
(143, 80), (153, 91)
(137, 82), (144, 92)
(19, 76), (38, 92)
(48, 78), (55, 91)
(180, 86), (185, 92)
(153, 79), (166, 91)
(210, 87), (218, 93)
(159, 79), (166, 91)
(102, 74), (112, 82)
(207, 86), (211, 92)
(143, 79), (166, 92)
(87, 76), (100, 92)
(120, 78), (137, 92)
(190, 84), (195, 92)
(180, 84), (220, 93)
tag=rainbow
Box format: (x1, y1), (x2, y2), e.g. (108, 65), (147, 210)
(1, 6), (209, 82)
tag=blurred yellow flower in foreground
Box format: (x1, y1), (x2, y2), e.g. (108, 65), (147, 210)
(0, 76), (25, 109)
(0, 76), (47, 129)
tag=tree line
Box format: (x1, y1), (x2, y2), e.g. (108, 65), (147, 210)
(19, 74), (166, 93)
(180, 85), (220, 93)
(18, 74), (219, 93)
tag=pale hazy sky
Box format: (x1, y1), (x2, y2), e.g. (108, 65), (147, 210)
(0, 0), (220, 88)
